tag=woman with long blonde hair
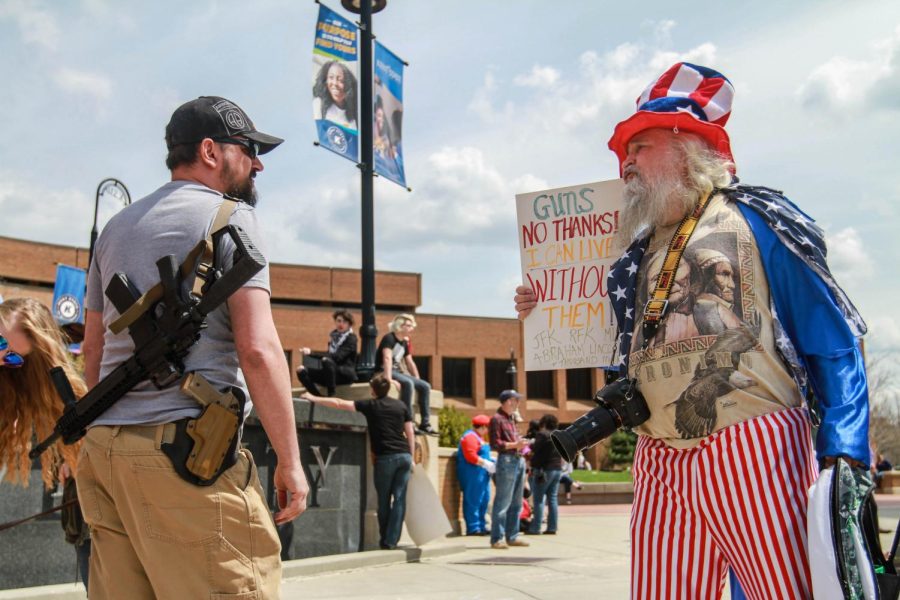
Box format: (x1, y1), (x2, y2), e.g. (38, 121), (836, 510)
(0, 297), (86, 488)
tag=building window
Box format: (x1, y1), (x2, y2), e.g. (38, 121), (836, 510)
(566, 368), (593, 400)
(412, 355), (431, 383)
(442, 357), (473, 398)
(526, 370), (554, 400)
(485, 359), (513, 399)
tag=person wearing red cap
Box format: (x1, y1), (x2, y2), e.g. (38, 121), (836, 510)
(516, 63), (870, 598)
(456, 414), (495, 536)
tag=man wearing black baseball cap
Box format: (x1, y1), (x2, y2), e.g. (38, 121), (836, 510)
(79, 96), (307, 598)
(164, 95), (283, 206)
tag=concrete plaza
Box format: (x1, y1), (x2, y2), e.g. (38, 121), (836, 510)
(285, 496), (900, 600)
(282, 503), (632, 599)
(3, 499), (898, 599)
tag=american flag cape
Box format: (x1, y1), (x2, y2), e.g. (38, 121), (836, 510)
(606, 184), (867, 383)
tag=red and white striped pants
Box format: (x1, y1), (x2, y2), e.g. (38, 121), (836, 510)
(630, 407), (817, 600)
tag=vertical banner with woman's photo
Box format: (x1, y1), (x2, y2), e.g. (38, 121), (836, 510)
(373, 41), (407, 188)
(313, 4), (359, 162)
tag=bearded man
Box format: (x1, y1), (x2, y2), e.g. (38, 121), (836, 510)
(81, 96), (309, 598)
(515, 63), (870, 599)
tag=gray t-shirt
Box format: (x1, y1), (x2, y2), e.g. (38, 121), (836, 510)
(85, 180), (270, 426)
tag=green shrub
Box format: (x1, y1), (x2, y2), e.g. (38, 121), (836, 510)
(438, 406), (471, 448)
(607, 429), (637, 466)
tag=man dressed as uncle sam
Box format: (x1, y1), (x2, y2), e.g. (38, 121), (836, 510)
(515, 62), (870, 599)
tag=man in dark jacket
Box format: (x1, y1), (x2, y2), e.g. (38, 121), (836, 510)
(297, 308), (358, 396)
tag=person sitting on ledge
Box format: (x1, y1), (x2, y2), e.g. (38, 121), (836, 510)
(377, 313), (436, 435)
(296, 309), (358, 397)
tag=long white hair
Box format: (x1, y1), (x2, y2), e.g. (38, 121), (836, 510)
(619, 132), (733, 244)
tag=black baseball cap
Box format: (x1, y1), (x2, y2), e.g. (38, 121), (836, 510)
(165, 96), (284, 155)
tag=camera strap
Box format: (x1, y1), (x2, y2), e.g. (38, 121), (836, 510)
(640, 189), (714, 347)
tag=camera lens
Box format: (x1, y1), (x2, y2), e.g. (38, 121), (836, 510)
(550, 406), (618, 462)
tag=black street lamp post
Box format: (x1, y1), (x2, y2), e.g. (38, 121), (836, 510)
(506, 348), (518, 391)
(89, 178), (131, 269)
(342, 0), (387, 380)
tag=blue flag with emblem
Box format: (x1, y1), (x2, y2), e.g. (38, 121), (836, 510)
(52, 264), (86, 328)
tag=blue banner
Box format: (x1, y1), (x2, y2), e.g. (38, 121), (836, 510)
(52, 264), (86, 326)
(373, 41), (407, 188)
(313, 4), (359, 162)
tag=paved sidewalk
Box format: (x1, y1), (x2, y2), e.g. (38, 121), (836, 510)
(281, 497), (900, 599)
(282, 504), (633, 599)
(3, 498), (897, 599)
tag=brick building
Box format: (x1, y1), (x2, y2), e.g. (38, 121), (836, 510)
(0, 234), (606, 461)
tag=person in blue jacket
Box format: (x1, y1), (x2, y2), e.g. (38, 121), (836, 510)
(456, 414), (495, 536)
(515, 62), (869, 599)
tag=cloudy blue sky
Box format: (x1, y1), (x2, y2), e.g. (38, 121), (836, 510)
(1, 1), (898, 360)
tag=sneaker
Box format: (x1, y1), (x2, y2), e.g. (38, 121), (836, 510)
(491, 541), (508, 549)
(523, 531), (541, 535)
(543, 531), (557, 535)
(417, 424), (439, 436)
(507, 537), (530, 547)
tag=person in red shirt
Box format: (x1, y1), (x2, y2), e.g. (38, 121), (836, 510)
(456, 414), (495, 535)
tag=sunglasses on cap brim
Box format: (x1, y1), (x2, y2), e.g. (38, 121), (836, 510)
(0, 334), (24, 368)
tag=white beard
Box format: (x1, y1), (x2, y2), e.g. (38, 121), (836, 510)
(618, 166), (696, 246)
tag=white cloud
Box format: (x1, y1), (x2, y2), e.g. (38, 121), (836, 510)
(867, 316), (900, 353)
(257, 146), (548, 274)
(0, 0), (60, 51)
(825, 226), (874, 289)
(798, 25), (900, 110)
(379, 146), (544, 243)
(513, 65), (561, 88)
(0, 172), (93, 246)
(512, 40), (717, 132)
(467, 70), (514, 122)
(651, 19), (676, 44)
(53, 67), (113, 104)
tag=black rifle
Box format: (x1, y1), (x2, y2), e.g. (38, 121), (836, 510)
(29, 225), (265, 459)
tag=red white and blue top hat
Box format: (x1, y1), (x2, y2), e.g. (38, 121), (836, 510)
(608, 62), (735, 174)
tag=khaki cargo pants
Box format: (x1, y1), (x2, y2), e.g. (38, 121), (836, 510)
(76, 424), (282, 599)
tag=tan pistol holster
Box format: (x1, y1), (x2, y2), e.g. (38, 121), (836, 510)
(159, 372), (247, 486)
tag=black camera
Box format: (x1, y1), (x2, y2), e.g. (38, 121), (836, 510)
(550, 378), (650, 463)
